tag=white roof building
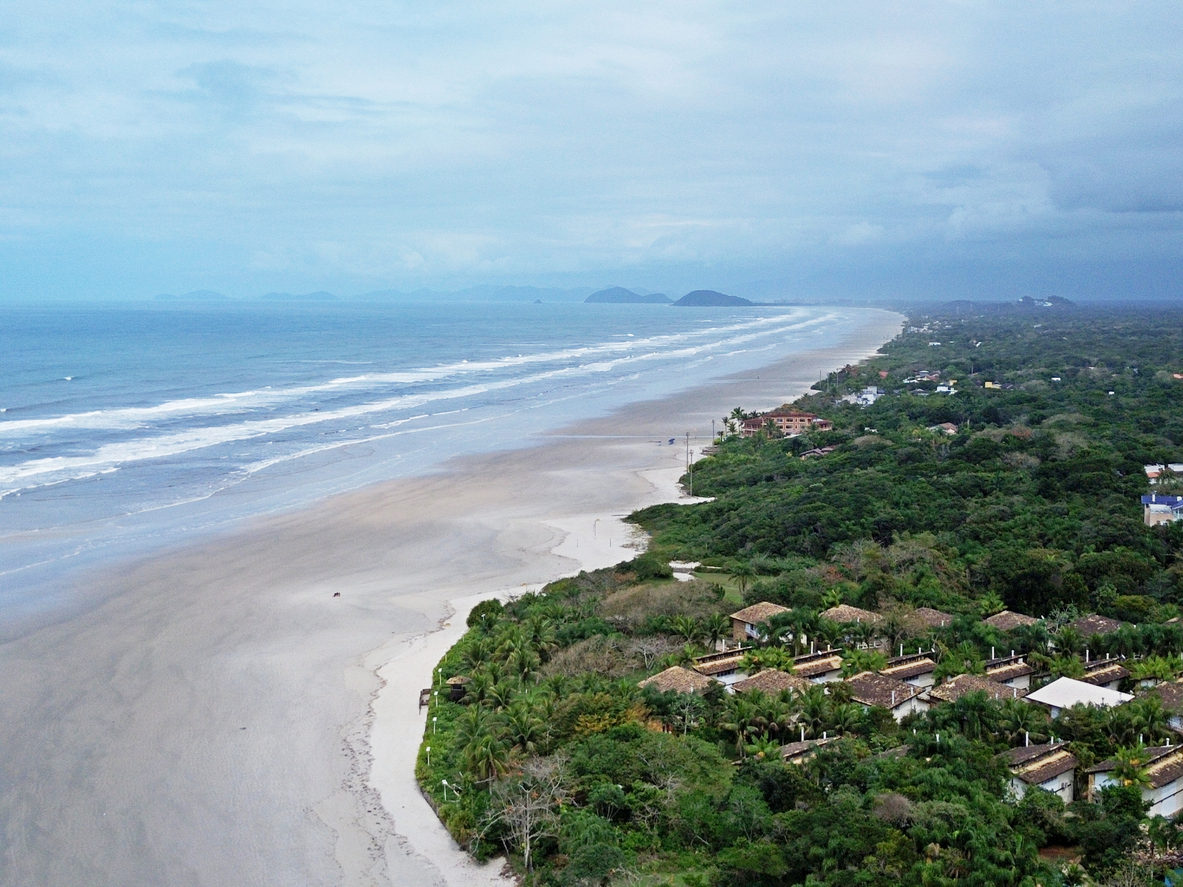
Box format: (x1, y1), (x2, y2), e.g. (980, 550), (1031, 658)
(1025, 676), (1133, 718)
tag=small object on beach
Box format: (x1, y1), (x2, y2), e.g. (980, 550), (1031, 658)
(669, 438), (676, 444)
(333, 591), (341, 597)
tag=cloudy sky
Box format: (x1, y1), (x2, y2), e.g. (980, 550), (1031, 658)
(1, 2), (1180, 301)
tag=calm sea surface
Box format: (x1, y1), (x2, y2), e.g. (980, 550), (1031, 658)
(0, 300), (853, 620)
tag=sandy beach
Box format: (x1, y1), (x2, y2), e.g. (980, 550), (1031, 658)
(0, 309), (901, 887)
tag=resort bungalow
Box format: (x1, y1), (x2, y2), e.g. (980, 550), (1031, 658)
(691, 649), (751, 686)
(986, 653), (1035, 691)
(1002, 742), (1078, 803)
(819, 604), (882, 627)
(731, 669), (812, 696)
(1063, 614), (1128, 640)
(909, 607), (955, 631)
(639, 666), (715, 695)
(845, 672), (929, 722)
(982, 610), (1040, 632)
(1144, 680), (1183, 730)
(879, 652), (938, 689)
(1080, 656), (1130, 691)
(927, 673), (1025, 705)
(779, 736), (837, 766)
(1088, 744), (1183, 817)
(729, 602), (790, 642)
(739, 410), (833, 438)
(1024, 677), (1133, 718)
(791, 649), (846, 683)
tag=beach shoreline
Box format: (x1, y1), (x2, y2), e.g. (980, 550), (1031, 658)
(0, 309), (902, 887)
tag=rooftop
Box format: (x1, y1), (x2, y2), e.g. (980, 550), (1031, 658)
(1080, 659), (1130, 686)
(1002, 742), (1078, 785)
(910, 607), (955, 629)
(1063, 614), (1128, 638)
(820, 604), (882, 625)
(880, 653), (937, 681)
(1146, 680), (1183, 712)
(928, 673), (1024, 704)
(1025, 676), (1133, 711)
(729, 602), (790, 625)
(792, 649), (845, 678)
(732, 669), (812, 695)
(1090, 745), (1183, 790)
(983, 610), (1039, 631)
(845, 672), (922, 709)
(639, 666), (715, 695)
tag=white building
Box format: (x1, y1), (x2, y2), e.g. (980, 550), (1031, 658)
(1088, 744), (1183, 817)
(1003, 742), (1078, 803)
(1024, 676), (1133, 718)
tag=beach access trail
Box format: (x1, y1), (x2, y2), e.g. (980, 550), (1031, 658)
(0, 309), (901, 887)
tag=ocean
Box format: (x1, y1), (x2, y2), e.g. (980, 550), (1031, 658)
(0, 300), (850, 622)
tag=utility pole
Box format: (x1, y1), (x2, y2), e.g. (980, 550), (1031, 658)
(686, 431), (693, 497)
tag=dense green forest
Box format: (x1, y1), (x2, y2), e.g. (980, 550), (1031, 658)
(418, 305), (1183, 886)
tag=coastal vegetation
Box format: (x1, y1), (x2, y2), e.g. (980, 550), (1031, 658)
(419, 305), (1183, 885)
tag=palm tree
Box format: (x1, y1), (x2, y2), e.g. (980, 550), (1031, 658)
(731, 562), (757, 598)
(719, 696), (762, 756)
(463, 733), (513, 783)
(998, 696), (1047, 745)
(828, 702), (865, 736)
(949, 690), (999, 742)
(670, 615), (703, 644)
(840, 648), (886, 677)
(1110, 745), (1151, 789)
(793, 685), (830, 739)
(503, 701), (545, 755)
(703, 613), (731, 649)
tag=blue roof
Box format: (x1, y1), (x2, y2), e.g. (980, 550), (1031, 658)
(1142, 494), (1183, 507)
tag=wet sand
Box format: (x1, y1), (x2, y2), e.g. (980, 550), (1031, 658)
(0, 309), (901, 886)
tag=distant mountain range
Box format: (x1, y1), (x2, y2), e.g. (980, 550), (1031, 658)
(584, 287), (671, 304)
(149, 285), (769, 307)
(672, 290), (754, 307)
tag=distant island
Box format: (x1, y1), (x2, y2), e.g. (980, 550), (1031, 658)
(672, 289), (753, 307)
(584, 287), (671, 304)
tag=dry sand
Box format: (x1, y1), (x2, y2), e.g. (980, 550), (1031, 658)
(0, 309), (901, 887)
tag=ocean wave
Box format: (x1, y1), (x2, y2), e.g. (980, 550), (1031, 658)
(0, 311), (819, 437)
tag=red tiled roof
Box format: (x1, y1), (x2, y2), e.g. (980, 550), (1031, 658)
(730, 602), (790, 625)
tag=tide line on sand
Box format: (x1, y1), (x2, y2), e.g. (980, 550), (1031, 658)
(358, 312), (904, 887)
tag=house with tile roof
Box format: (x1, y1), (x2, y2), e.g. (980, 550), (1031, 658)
(909, 606), (955, 630)
(732, 669), (812, 696)
(1080, 656), (1130, 691)
(638, 666), (715, 695)
(691, 649), (751, 685)
(729, 602), (790, 641)
(819, 604), (882, 626)
(1088, 744), (1183, 817)
(928, 673), (1025, 705)
(779, 736), (837, 765)
(845, 672), (929, 722)
(985, 653), (1035, 690)
(879, 652), (938, 689)
(1144, 680), (1183, 730)
(983, 610), (1040, 632)
(791, 649), (845, 683)
(1002, 742), (1078, 803)
(1063, 614), (1128, 639)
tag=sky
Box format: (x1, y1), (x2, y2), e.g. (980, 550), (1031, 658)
(1, 2), (1181, 303)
